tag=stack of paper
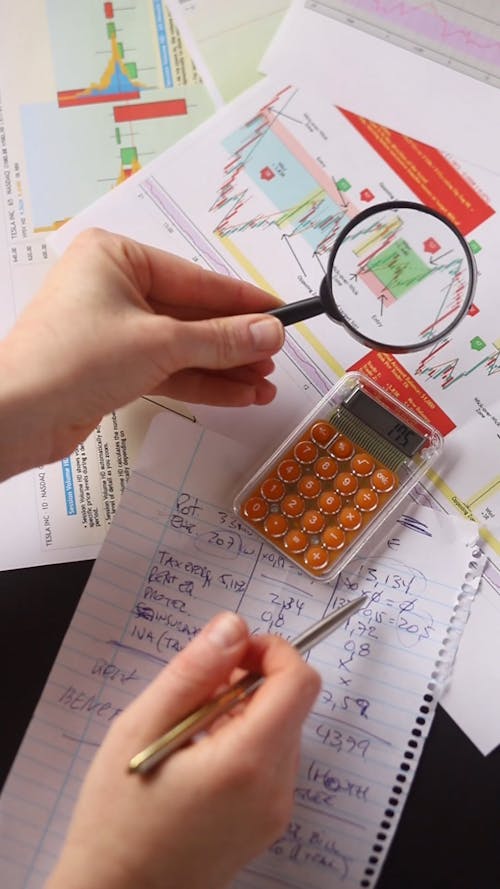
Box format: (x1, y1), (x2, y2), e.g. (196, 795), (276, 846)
(1, 5), (499, 886)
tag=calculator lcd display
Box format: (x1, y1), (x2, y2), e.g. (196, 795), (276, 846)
(342, 389), (425, 458)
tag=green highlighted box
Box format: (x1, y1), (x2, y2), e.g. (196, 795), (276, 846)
(367, 238), (430, 299)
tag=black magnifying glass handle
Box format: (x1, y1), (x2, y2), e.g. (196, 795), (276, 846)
(268, 296), (323, 325)
(268, 278), (342, 327)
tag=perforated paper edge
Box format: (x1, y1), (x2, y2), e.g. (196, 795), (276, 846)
(359, 535), (486, 888)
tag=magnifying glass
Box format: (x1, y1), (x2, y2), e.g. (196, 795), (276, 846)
(270, 200), (477, 353)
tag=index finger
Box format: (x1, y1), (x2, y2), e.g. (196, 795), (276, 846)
(140, 241), (283, 318)
(224, 635), (321, 752)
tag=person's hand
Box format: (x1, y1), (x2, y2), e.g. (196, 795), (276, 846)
(46, 612), (320, 889)
(0, 228), (284, 479)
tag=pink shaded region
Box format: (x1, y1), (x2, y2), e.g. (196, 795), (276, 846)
(358, 269), (397, 306)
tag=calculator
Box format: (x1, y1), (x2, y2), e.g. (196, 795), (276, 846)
(234, 373), (443, 581)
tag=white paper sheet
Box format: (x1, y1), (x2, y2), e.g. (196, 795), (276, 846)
(0, 411), (482, 889)
(0, 0), (213, 568)
(261, 1), (500, 171)
(49, 75), (500, 753)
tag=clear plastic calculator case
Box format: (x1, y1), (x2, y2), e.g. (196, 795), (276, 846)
(234, 372), (443, 581)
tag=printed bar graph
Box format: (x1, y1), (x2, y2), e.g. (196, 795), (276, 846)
(113, 98), (187, 122)
(57, 1), (145, 108)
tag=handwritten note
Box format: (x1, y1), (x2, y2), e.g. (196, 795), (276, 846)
(0, 413), (482, 889)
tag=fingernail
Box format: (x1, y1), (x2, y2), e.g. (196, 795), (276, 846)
(206, 612), (246, 649)
(250, 317), (284, 352)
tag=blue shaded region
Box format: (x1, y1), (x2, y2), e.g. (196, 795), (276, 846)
(61, 458), (77, 516)
(223, 120), (345, 252)
(86, 61), (138, 96)
(154, 0), (173, 88)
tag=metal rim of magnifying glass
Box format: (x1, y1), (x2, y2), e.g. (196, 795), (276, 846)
(321, 200), (478, 354)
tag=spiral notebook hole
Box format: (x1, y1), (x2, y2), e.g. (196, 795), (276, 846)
(363, 674), (439, 888)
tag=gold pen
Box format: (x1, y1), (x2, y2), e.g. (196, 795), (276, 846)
(129, 594), (368, 775)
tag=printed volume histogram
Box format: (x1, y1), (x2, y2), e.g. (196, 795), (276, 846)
(56, 2), (145, 107)
(21, 1), (215, 230)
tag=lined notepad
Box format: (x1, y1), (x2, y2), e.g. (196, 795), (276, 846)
(0, 413), (483, 889)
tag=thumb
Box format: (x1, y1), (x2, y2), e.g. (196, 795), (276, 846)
(160, 313), (284, 372)
(119, 612), (250, 745)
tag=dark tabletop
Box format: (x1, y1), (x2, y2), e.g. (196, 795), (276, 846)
(1, 560), (499, 888)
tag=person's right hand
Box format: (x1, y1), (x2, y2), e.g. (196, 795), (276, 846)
(46, 611), (320, 889)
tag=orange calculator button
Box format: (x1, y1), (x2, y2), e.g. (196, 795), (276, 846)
(243, 496), (268, 521)
(294, 440), (318, 464)
(284, 528), (308, 553)
(310, 421), (336, 447)
(329, 435), (355, 460)
(277, 458), (302, 484)
(297, 474), (322, 499)
(371, 468), (397, 493)
(321, 525), (346, 551)
(260, 477), (285, 502)
(281, 493), (305, 518)
(301, 509), (326, 534)
(351, 452), (376, 477)
(354, 488), (379, 512)
(264, 512), (288, 538)
(304, 545), (329, 572)
(314, 456), (338, 480)
(335, 472), (358, 497)
(338, 506), (362, 531)
(317, 490), (342, 515)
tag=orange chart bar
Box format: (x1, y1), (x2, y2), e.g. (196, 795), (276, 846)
(58, 89), (140, 108)
(113, 98), (187, 122)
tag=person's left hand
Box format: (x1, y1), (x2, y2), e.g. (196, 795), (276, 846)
(0, 229), (284, 478)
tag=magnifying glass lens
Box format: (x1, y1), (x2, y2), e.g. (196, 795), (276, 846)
(328, 205), (475, 350)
